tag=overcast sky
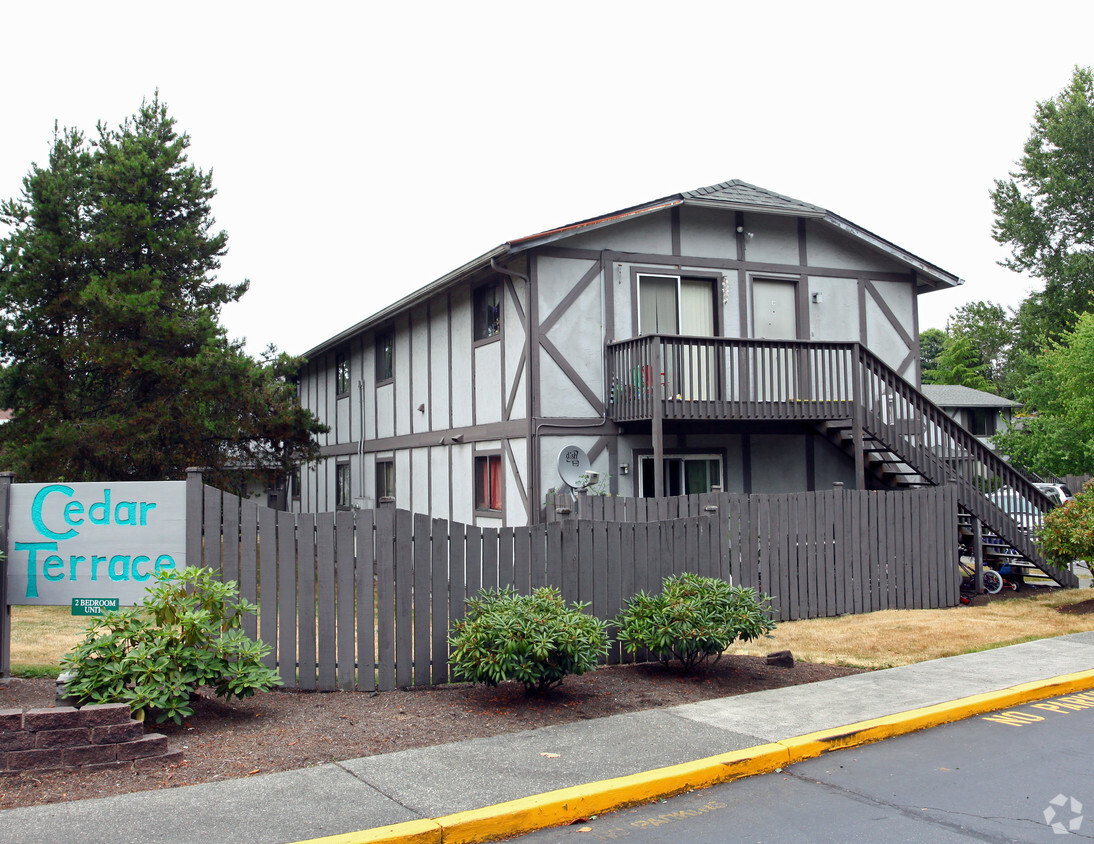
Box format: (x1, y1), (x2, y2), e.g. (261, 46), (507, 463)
(4, 1), (1093, 357)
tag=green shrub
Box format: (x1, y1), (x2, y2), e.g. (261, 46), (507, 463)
(60, 566), (282, 724)
(448, 586), (609, 695)
(614, 573), (775, 671)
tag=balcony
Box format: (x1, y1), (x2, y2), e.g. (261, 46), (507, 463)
(607, 335), (857, 423)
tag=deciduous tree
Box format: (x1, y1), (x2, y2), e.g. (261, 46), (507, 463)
(991, 66), (1094, 354)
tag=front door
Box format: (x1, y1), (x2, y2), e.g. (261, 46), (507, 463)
(752, 279), (797, 339)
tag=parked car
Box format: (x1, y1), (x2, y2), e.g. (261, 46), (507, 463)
(1034, 482), (1074, 506)
(988, 487), (1044, 534)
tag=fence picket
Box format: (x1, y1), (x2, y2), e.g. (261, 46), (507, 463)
(316, 512), (337, 690)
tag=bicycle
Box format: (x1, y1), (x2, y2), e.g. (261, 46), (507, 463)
(959, 554), (1003, 595)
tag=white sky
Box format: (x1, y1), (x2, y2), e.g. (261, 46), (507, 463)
(4, 1), (1093, 357)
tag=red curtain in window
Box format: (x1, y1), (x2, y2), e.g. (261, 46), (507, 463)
(478, 455), (502, 511)
(489, 456), (502, 511)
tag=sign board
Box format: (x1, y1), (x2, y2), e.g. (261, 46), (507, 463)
(6, 481), (187, 607)
(71, 597), (120, 616)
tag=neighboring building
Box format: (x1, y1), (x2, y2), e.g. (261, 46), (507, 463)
(920, 384), (1018, 449)
(293, 180), (966, 525)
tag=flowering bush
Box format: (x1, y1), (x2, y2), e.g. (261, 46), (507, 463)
(1039, 480), (1094, 574)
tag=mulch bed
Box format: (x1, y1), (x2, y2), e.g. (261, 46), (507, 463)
(0, 654), (860, 810)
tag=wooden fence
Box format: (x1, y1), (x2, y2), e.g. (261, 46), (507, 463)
(191, 473), (958, 691)
(546, 486), (960, 621)
(191, 480), (722, 692)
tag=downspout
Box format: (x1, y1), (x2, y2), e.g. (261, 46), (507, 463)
(358, 378), (366, 500)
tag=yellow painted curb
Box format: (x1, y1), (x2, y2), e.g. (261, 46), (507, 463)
(780, 668), (1094, 764)
(434, 742), (789, 844)
(288, 819), (441, 844)
(295, 668), (1094, 844)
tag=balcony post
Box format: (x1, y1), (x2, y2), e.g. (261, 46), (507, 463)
(851, 347), (865, 489)
(652, 338), (665, 497)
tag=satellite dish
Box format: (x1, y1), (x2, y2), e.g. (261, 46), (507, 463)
(557, 445), (591, 489)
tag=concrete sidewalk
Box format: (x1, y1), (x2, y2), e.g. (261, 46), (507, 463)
(3, 632), (1094, 844)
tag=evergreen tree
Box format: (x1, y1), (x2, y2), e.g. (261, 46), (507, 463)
(0, 96), (324, 489)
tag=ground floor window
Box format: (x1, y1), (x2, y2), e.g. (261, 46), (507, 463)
(376, 458), (395, 502)
(639, 454), (722, 497)
(336, 462), (351, 508)
(475, 453), (503, 512)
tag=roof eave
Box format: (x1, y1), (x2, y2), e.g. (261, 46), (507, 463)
(681, 196), (826, 218)
(303, 244), (510, 360)
(823, 212), (964, 292)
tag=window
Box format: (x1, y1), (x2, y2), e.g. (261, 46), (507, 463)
(335, 462), (351, 509)
(639, 455), (722, 497)
(335, 350), (350, 395)
(638, 273), (715, 335)
(292, 467), (301, 501)
(474, 281), (501, 341)
(375, 328), (394, 382)
(969, 409), (997, 437)
(376, 458), (395, 501)
(475, 454), (502, 512)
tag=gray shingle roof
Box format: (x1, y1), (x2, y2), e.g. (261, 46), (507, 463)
(681, 180), (825, 215)
(921, 384), (1018, 408)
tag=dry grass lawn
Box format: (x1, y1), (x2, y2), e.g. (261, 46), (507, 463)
(8, 605), (91, 675)
(730, 587), (1094, 668)
(8, 588), (1094, 676)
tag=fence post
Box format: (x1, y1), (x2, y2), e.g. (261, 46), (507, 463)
(186, 468), (204, 569)
(0, 472), (12, 683)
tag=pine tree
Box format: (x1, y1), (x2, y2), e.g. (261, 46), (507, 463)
(0, 96), (324, 489)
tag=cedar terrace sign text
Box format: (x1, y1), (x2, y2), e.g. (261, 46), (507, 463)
(6, 481), (187, 606)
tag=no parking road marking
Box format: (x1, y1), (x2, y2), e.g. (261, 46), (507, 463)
(983, 690), (1094, 726)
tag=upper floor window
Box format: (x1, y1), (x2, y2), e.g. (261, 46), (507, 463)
(968, 409), (997, 437)
(335, 350), (350, 395)
(474, 281), (502, 341)
(375, 328), (394, 382)
(637, 273), (715, 336)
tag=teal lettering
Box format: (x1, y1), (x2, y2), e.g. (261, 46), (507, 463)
(88, 490), (111, 525)
(155, 554), (176, 576)
(108, 555), (130, 581)
(91, 555), (106, 581)
(132, 555), (152, 581)
(68, 555), (86, 580)
(140, 501), (156, 524)
(31, 485), (77, 541)
(15, 541), (57, 598)
(115, 501), (137, 525)
(43, 555), (65, 582)
(64, 500), (85, 527)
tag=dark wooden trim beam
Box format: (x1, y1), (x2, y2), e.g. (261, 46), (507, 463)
(539, 260), (601, 335)
(540, 334), (605, 416)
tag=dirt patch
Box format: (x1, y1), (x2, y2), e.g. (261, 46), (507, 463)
(1056, 597), (1094, 615)
(0, 655), (859, 810)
